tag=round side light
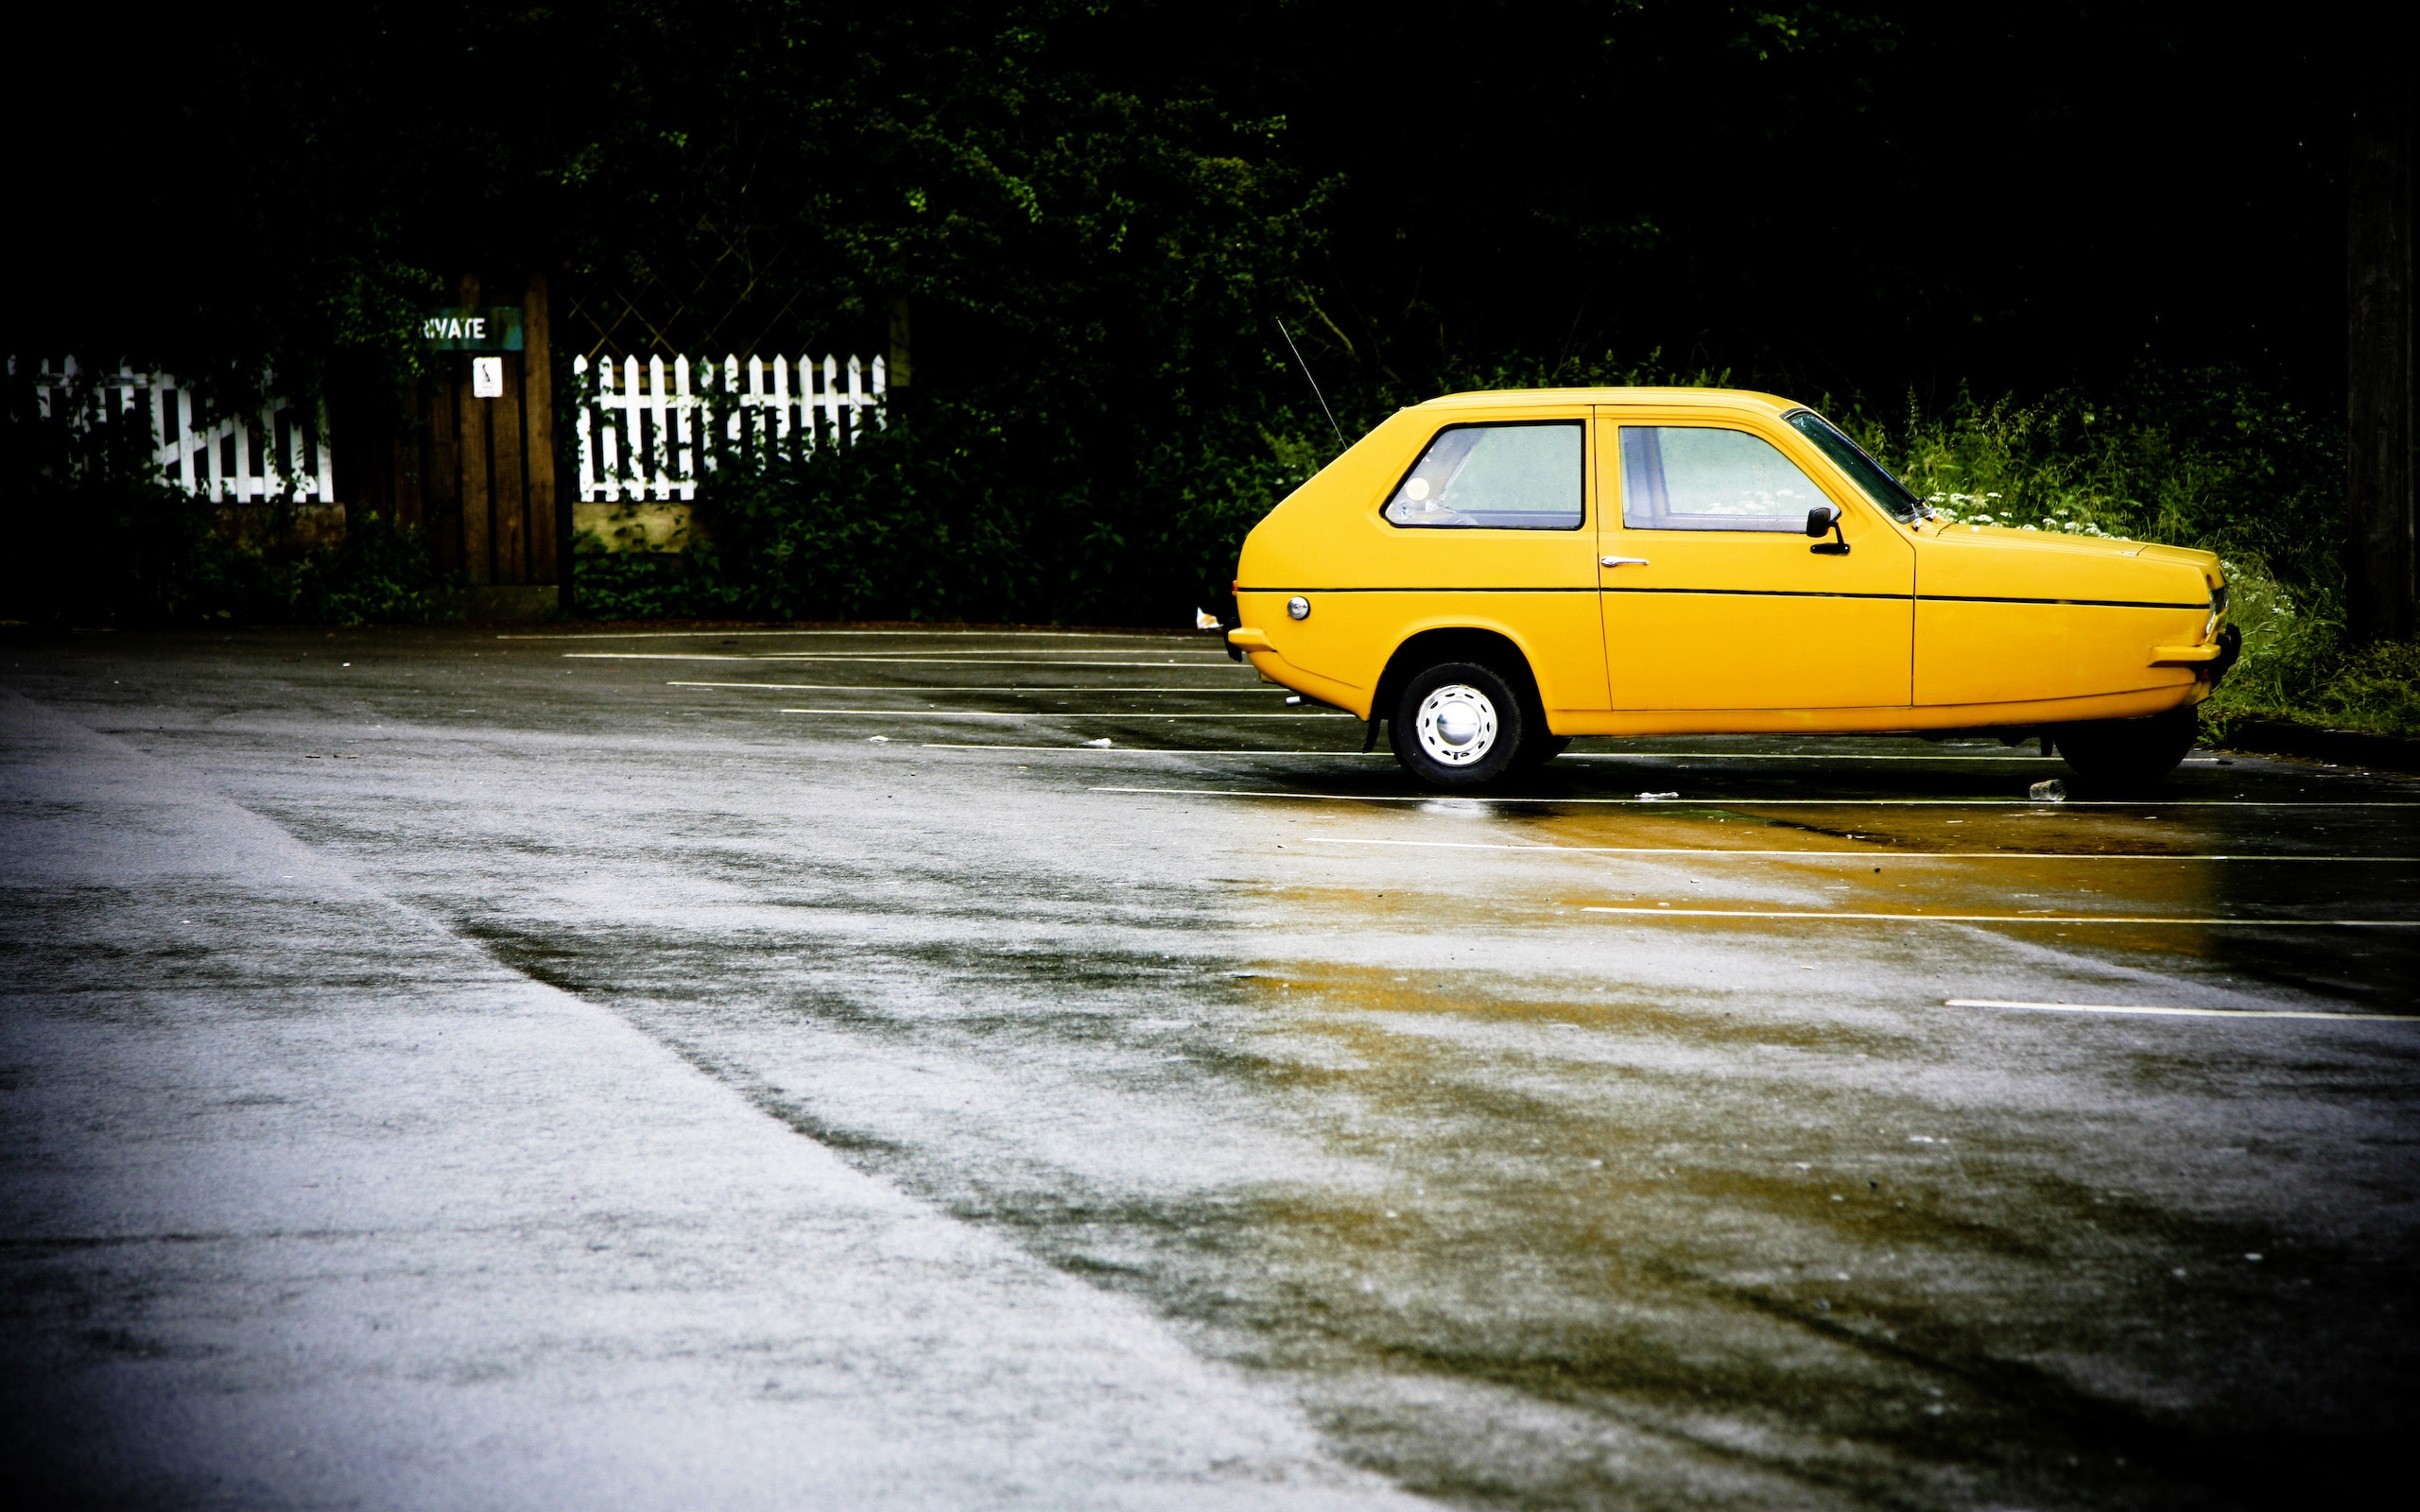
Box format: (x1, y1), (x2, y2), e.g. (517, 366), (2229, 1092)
(1287, 595), (1311, 620)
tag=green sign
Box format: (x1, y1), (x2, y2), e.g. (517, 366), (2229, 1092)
(421, 307), (525, 352)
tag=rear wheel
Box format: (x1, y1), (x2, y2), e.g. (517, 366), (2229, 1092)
(1391, 662), (1531, 788)
(2054, 705), (2198, 787)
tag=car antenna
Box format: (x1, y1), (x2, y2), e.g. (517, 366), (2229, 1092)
(1275, 318), (1346, 451)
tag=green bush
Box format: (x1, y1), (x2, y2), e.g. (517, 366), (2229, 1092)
(251, 509), (458, 626)
(565, 541), (706, 622)
(2301, 640), (2420, 735)
(574, 394), (1303, 625)
(1825, 372), (2413, 738)
(2, 369), (455, 627)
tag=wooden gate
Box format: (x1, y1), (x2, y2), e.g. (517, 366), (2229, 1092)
(344, 272), (566, 614)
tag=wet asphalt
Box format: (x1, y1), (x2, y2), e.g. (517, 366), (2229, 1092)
(2, 623), (2415, 1510)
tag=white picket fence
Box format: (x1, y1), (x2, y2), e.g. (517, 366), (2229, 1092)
(574, 352), (886, 502)
(9, 355), (336, 504)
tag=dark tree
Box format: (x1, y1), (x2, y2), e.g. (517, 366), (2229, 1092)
(2347, 79), (2414, 643)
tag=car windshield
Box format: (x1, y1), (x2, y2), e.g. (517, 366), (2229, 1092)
(1784, 410), (1923, 523)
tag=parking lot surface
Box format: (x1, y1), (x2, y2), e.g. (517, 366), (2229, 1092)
(4, 624), (2415, 1509)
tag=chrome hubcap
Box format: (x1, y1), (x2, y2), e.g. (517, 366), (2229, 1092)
(1415, 684), (1498, 766)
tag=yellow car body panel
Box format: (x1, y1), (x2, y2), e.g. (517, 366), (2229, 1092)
(1230, 387), (2225, 736)
(1910, 524), (2217, 711)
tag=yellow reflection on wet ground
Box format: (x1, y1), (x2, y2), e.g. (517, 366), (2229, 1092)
(1201, 936), (2414, 1507)
(1249, 794), (2417, 974)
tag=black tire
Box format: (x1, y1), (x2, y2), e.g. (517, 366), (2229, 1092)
(2054, 705), (2199, 787)
(1390, 661), (1532, 788)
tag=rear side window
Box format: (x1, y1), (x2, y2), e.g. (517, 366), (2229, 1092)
(1620, 426), (1831, 532)
(1384, 422), (1583, 530)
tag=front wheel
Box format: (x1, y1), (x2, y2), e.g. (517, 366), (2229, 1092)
(1391, 662), (1532, 788)
(2054, 705), (2198, 788)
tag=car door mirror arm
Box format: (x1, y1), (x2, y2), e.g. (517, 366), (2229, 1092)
(1806, 506), (1851, 555)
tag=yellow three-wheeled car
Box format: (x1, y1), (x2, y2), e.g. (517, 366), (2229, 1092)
(1227, 388), (2236, 788)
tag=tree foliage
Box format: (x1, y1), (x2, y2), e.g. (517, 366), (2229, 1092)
(9, 3), (2374, 638)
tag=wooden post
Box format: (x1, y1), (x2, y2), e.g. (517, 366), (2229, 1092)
(493, 350), (528, 582)
(329, 373), (390, 534)
(888, 297), (912, 391)
(525, 271), (560, 589)
(395, 386), (424, 531)
(457, 273), (493, 585)
(428, 367), (461, 573)
(2348, 85), (2415, 644)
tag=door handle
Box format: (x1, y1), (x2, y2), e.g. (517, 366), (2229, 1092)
(1599, 556), (1651, 567)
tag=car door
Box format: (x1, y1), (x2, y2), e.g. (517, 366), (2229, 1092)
(1594, 411), (1913, 712)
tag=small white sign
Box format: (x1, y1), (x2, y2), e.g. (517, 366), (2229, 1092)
(471, 356), (505, 398)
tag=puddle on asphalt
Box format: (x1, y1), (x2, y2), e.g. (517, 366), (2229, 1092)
(1255, 797), (2417, 1013)
(1142, 790), (2413, 1503)
(567, 892), (2320, 1506)
(983, 949), (2381, 1510)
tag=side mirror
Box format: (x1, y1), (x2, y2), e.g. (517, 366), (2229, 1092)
(1806, 505), (1851, 556)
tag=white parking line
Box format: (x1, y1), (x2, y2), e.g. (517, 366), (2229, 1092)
(569, 653), (1244, 668)
(1947, 998), (2412, 1022)
(779, 709), (1353, 719)
(1580, 906), (2417, 925)
(922, 744), (1389, 755)
(507, 628), (1190, 641)
(1559, 752), (2223, 764)
(1087, 787), (2420, 809)
(744, 651), (1236, 660)
(672, 682), (1282, 693)
(1305, 837), (2418, 862)
(654, 699), (2222, 764)
(782, 708), (1024, 717)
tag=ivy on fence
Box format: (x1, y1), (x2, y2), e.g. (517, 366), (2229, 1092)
(573, 352), (885, 505)
(9, 356), (336, 505)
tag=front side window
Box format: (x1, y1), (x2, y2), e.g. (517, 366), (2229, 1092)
(1784, 410), (1922, 522)
(1620, 426), (1841, 532)
(1384, 421), (1583, 530)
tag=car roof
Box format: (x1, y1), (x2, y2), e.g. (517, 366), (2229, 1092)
(1412, 387), (1806, 415)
